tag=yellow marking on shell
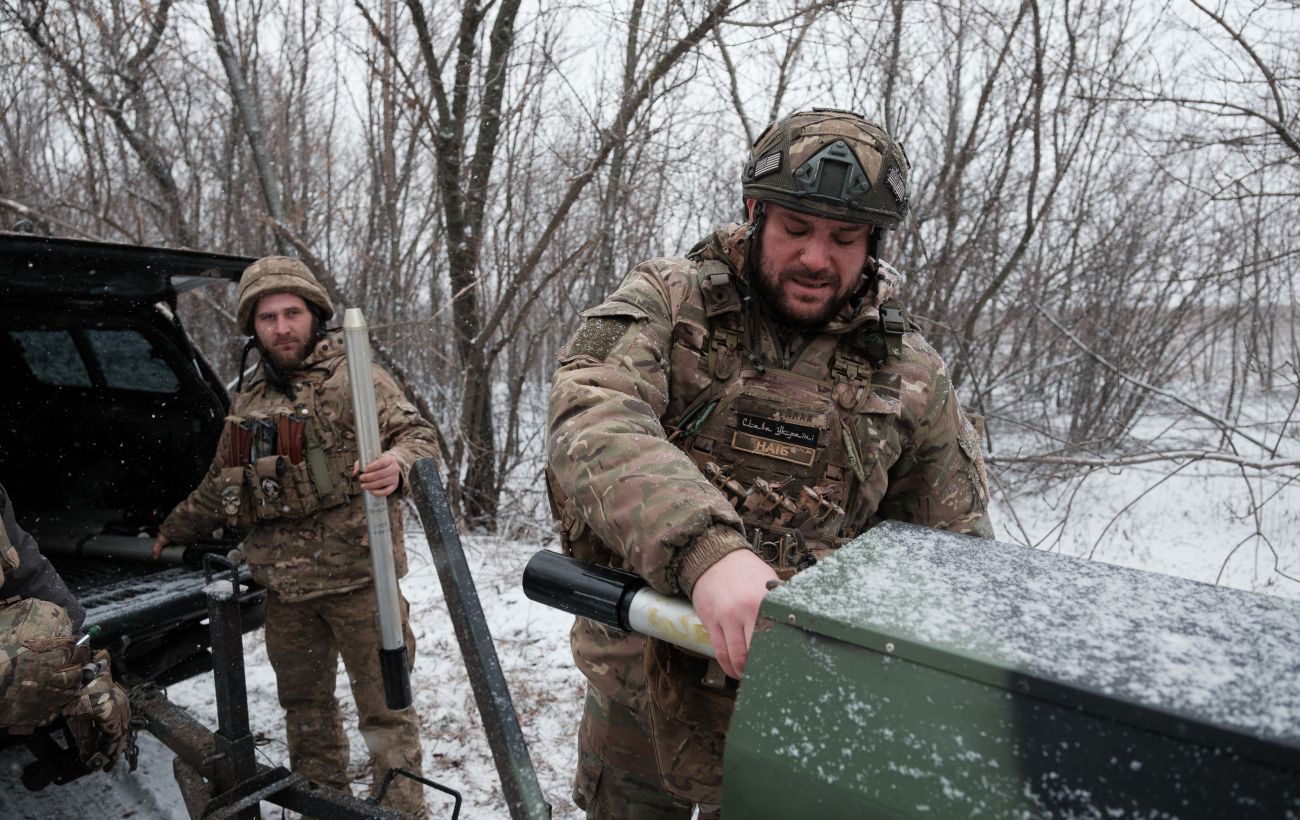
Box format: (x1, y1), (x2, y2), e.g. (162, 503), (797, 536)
(643, 605), (712, 650)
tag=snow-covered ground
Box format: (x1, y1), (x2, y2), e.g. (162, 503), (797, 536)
(1, 524), (586, 819)
(3, 422), (1296, 818)
(164, 527), (589, 819)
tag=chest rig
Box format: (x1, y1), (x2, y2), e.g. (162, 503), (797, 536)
(667, 261), (901, 576)
(217, 348), (360, 527)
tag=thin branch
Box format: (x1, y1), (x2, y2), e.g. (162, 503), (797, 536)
(206, 0), (289, 254)
(269, 218), (451, 463)
(470, 0), (736, 352)
(0, 195), (105, 240)
(1086, 460), (1194, 560)
(1215, 531), (1300, 587)
(1035, 303), (1278, 455)
(986, 450), (1300, 471)
(1186, 0), (1299, 160)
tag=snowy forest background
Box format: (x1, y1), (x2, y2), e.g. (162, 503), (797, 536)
(1, 0), (1297, 816)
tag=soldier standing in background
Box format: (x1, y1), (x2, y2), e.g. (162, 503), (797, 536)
(1, 483), (132, 772)
(153, 257), (439, 818)
(547, 109), (993, 817)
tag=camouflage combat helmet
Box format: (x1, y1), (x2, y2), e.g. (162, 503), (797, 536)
(235, 256), (335, 335)
(741, 108), (910, 228)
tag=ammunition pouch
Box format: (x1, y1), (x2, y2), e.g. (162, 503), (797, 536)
(643, 638), (732, 804)
(226, 409), (358, 525)
(217, 466), (252, 528)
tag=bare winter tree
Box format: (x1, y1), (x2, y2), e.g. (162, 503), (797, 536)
(385, 0), (737, 526)
(5, 0), (194, 245)
(1, 0), (1293, 590)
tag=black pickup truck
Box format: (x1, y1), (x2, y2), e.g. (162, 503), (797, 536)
(0, 231), (264, 687)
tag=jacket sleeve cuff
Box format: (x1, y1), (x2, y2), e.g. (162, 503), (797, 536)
(387, 447), (440, 498)
(676, 524), (751, 598)
(159, 513), (205, 546)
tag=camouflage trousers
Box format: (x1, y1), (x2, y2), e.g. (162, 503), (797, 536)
(264, 587), (426, 818)
(574, 685), (722, 820)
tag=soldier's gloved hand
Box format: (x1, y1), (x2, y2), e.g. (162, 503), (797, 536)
(0, 635), (91, 730)
(63, 650), (131, 770)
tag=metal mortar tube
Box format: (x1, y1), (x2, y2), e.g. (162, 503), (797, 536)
(343, 308), (412, 710)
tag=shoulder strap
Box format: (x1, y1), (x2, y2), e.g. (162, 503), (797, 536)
(664, 262), (745, 439)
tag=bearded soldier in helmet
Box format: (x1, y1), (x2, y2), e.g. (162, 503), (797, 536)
(547, 109), (994, 817)
(2, 483), (132, 772)
(152, 257), (439, 817)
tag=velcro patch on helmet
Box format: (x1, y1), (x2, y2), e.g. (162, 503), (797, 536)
(751, 150), (782, 180)
(886, 166), (908, 204)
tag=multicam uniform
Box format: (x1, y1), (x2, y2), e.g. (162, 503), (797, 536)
(1, 483), (131, 770)
(159, 328), (439, 817)
(547, 225), (992, 815)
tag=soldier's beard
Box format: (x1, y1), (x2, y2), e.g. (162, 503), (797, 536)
(265, 344), (308, 371)
(260, 320), (319, 372)
(751, 260), (858, 329)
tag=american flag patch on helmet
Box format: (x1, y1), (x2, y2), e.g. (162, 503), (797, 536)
(752, 150), (782, 179)
(886, 166), (908, 204)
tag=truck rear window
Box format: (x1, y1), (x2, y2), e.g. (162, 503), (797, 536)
(8, 328), (180, 393)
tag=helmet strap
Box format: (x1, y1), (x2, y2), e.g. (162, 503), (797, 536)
(307, 303), (329, 339)
(235, 338), (256, 393)
(863, 230), (883, 300)
(743, 201), (767, 289)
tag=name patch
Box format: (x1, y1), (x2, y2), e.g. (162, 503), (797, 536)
(732, 414), (820, 467)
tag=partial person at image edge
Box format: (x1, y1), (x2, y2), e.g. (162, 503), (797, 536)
(1, 483), (133, 773)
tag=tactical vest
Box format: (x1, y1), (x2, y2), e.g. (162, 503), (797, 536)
(549, 258), (910, 582)
(217, 354), (360, 528)
(664, 261), (906, 576)
(639, 260), (912, 804)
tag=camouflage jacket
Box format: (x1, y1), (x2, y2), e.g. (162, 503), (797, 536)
(548, 225), (992, 706)
(0, 484), (84, 630)
(2, 482), (93, 736)
(160, 330), (440, 601)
